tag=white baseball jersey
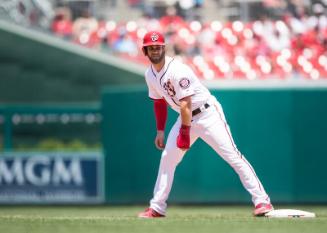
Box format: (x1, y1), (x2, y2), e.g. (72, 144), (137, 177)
(144, 56), (271, 215)
(145, 56), (211, 113)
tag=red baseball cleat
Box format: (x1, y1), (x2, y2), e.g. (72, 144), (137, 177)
(254, 203), (274, 216)
(138, 208), (165, 218)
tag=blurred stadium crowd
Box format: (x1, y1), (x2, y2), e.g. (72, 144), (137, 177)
(1, 0), (327, 80)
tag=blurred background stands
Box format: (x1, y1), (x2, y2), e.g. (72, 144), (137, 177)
(0, 0), (326, 81)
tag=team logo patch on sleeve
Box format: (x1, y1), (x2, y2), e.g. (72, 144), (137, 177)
(179, 78), (190, 89)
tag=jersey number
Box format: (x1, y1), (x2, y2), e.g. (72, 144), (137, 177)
(163, 80), (176, 97)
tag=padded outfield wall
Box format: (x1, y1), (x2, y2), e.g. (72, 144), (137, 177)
(102, 86), (327, 204)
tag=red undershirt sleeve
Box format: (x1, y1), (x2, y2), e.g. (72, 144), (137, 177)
(153, 98), (167, 131)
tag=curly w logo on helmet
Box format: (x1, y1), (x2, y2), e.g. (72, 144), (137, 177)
(151, 34), (159, 42)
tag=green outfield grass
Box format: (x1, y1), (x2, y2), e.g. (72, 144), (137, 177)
(0, 205), (326, 233)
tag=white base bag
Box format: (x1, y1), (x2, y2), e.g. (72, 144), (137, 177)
(265, 209), (316, 218)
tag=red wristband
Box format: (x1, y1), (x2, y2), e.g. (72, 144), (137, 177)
(180, 124), (191, 135)
(177, 124), (191, 149)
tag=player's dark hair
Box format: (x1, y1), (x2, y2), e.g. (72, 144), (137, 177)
(143, 47), (148, 56)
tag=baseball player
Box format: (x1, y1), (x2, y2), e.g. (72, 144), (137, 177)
(138, 31), (273, 218)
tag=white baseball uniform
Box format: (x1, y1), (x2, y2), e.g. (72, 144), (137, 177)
(145, 56), (271, 215)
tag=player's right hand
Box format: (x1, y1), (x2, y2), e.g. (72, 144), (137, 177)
(155, 130), (165, 150)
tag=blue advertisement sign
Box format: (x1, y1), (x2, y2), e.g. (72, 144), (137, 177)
(0, 152), (104, 203)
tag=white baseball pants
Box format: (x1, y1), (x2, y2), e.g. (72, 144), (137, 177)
(149, 95), (270, 215)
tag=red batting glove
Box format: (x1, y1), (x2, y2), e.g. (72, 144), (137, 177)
(177, 125), (191, 150)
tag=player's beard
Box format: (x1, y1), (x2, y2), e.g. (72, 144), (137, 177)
(148, 50), (165, 64)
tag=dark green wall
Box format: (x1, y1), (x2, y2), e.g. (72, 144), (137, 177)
(0, 24), (143, 103)
(102, 87), (327, 204)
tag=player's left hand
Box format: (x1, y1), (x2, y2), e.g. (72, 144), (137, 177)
(177, 125), (190, 150)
